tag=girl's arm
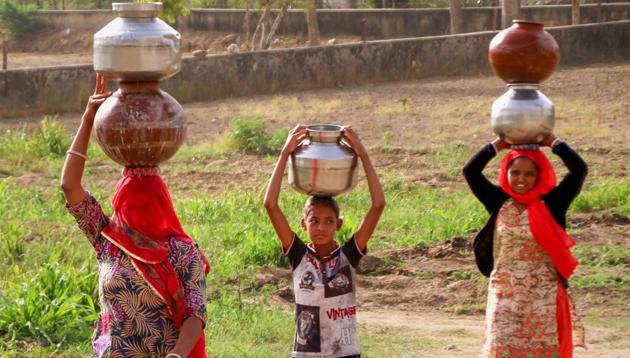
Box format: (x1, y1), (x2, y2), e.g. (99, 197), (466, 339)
(341, 126), (385, 252)
(541, 134), (588, 211)
(263, 125), (308, 251)
(462, 138), (507, 213)
(61, 75), (111, 205)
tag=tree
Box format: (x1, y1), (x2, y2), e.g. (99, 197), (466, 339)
(501, 0), (519, 29)
(571, 0), (580, 25)
(306, 0), (320, 46)
(449, 0), (463, 34)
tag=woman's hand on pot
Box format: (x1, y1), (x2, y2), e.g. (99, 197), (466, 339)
(540, 133), (557, 147)
(281, 124), (308, 155)
(82, 74), (112, 124)
(491, 137), (510, 152)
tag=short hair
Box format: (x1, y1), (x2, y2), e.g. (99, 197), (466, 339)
(303, 196), (340, 219)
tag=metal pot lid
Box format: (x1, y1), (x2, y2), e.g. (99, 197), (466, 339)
(112, 2), (162, 18)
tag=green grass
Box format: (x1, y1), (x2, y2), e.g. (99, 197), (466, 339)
(571, 178), (630, 216)
(1, 118), (629, 356)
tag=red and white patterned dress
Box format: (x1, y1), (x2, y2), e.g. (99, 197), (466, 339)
(481, 199), (561, 357)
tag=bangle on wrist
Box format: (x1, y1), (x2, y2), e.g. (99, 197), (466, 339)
(67, 149), (88, 160)
(165, 353), (183, 358)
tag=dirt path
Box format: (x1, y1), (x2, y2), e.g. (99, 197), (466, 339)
(358, 309), (630, 357)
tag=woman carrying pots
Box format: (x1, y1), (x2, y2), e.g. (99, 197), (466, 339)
(61, 75), (209, 358)
(463, 134), (587, 357)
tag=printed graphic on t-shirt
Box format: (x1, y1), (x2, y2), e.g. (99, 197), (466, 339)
(299, 270), (316, 291)
(324, 265), (353, 298)
(295, 304), (321, 353)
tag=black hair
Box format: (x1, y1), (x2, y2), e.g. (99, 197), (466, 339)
(508, 156), (540, 173)
(302, 196), (340, 219)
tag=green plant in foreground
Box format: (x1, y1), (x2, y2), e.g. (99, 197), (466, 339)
(0, 264), (98, 346)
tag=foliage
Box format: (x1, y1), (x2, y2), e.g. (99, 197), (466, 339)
(137, 0), (190, 24)
(0, 263), (98, 345)
(0, 0), (40, 39)
(0, 117), (71, 166)
(227, 117), (289, 154)
(571, 178), (630, 216)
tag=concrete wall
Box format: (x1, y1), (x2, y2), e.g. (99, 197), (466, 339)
(1, 20), (629, 118)
(37, 4), (630, 39)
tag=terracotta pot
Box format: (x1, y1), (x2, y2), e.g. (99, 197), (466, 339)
(488, 20), (560, 84)
(94, 81), (186, 167)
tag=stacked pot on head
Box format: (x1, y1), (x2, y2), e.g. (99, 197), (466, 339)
(93, 2), (185, 167)
(488, 20), (560, 146)
(288, 125), (359, 197)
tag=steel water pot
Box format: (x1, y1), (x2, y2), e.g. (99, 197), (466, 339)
(288, 125), (358, 197)
(93, 2), (181, 82)
(491, 84), (554, 144)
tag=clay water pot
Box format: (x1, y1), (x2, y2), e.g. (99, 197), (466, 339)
(488, 20), (560, 84)
(288, 124), (358, 197)
(491, 84), (554, 144)
(94, 82), (186, 166)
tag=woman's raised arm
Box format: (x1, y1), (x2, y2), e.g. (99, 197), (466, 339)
(61, 75), (111, 205)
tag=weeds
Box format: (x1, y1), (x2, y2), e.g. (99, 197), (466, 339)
(227, 117), (288, 155)
(571, 178), (630, 216)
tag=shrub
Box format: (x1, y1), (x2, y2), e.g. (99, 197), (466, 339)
(227, 117), (288, 155)
(0, 0), (40, 39)
(0, 117), (71, 163)
(0, 264), (98, 345)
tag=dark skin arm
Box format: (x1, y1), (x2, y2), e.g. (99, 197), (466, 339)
(340, 126), (386, 251)
(264, 124), (309, 251)
(60, 74), (111, 205)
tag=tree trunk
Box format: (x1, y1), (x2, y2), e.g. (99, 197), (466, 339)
(2, 38), (7, 70)
(243, 7), (251, 46)
(596, 0), (602, 23)
(449, 0), (463, 34)
(251, 6), (270, 50)
(501, 0), (520, 29)
(262, 5), (288, 49)
(306, 0), (320, 47)
(572, 0), (580, 25)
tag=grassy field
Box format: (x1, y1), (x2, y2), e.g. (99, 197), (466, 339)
(1, 118), (628, 357)
(1, 64), (629, 357)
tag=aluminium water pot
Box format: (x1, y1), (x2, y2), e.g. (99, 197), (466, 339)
(288, 124), (358, 197)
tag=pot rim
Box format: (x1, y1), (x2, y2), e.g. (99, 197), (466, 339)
(307, 124), (343, 143)
(512, 20), (545, 28)
(113, 2), (162, 18)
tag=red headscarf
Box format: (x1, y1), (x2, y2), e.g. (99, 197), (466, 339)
(500, 149), (578, 357)
(101, 167), (208, 358)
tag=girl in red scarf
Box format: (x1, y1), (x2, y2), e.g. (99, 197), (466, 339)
(463, 134), (587, 358)
(61, 75), (208, 357)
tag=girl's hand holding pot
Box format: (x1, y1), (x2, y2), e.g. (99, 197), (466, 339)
(341, 126), (367, 157)
(282, 124), (308, 155)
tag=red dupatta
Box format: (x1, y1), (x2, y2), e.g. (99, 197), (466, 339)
(101, 167), (208, 358)
(499, 149), (578, 357)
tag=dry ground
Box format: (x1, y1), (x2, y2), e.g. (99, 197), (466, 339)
(2, 62), (629, 356)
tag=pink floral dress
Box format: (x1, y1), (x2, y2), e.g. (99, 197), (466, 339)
(67, 194), (207, 358)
